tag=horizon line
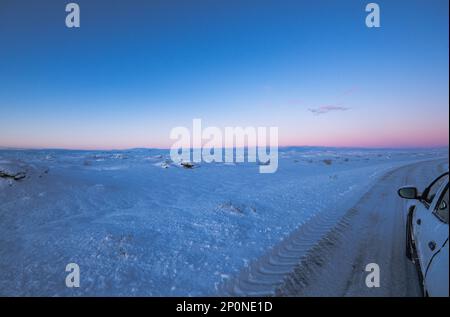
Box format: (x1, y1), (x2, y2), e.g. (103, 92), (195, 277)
(1, 144), (449, 152)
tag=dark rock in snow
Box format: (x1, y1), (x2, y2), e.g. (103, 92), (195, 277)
(0, 161), (27, 180)
(258, 160), (270, 166)
(181, 162), (195, 169)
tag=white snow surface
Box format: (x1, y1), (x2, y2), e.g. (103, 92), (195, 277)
(0, 147), (447, 296)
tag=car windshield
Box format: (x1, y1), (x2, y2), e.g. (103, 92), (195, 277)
(424, 174), (449, 205)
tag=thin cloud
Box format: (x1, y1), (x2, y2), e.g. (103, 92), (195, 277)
(308, 105), (350, 115)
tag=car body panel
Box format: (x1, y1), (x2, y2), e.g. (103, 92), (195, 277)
(425, 239), (449, 297)
(406, 174), (449, 296)
(412, 198), (448, 278)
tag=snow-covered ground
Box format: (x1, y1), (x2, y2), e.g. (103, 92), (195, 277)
(0, 147), (448, 296)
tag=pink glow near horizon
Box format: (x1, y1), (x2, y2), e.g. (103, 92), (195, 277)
(2, 130), (448, 150)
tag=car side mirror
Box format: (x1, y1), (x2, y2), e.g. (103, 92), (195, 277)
(398, 186), (419, 200)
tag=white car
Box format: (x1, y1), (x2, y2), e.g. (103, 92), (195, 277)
(398, 172), (449, 297)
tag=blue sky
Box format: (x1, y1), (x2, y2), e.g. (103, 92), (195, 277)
(0, 0), (448, 149)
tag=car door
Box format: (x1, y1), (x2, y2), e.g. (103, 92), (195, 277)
(423, 186), (449, 296)
(426, 238), (449, 296)
(413, 176), (448, 277)
(413, 173), (448, 246)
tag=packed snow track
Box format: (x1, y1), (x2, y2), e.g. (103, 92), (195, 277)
(221, 159), (448, 296)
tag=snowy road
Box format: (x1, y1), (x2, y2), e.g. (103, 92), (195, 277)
(222, 158), (448, 296)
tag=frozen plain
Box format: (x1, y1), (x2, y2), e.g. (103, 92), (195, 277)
(0, 147), (448, 296)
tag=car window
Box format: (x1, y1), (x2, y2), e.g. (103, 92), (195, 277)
(434, 186), (449, 224)
(425, 174), (449, 205)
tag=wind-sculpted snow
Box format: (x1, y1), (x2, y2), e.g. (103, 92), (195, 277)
(0, 147), (447, 295)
